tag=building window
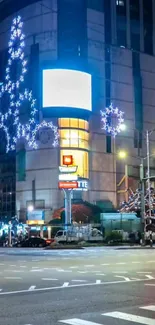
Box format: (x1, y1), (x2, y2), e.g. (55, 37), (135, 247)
(59, 129), (89, 150)
(132, 52), (143, 148)
(60, 149), (89, 179)
(106, 135), (112, 153)
(130, 0), (140, 51)
(87, 0), (104, 12)
(59, 118), (89, 130)
(130, 0), (140, 20)
(116, 0), (127, 47)
(104, 0), (112, 44)
(143, 1), (153, 55)
(17, 149), (26, 182)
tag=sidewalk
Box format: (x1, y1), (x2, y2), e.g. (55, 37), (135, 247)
(116, 245), (155, 250)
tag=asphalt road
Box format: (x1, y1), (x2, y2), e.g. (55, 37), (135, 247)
(0, 247), (155, 325)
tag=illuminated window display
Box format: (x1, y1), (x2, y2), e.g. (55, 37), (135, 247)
(60, 149), (89, 179)
(59, 118), (89, 179)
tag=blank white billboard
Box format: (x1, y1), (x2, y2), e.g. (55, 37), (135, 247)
(42, 69), (92, 111)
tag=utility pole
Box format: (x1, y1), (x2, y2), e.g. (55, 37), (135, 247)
(125, 164), (129, 202)
(140, 159), (145, 242)
(146, 130), (152, 221)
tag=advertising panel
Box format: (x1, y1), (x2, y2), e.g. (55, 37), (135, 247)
(58, 181), (78, 189)
(27, 210), (45, 225)
(42, 69), (92, 112)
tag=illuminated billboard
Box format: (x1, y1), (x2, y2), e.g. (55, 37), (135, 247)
(42, 69), (92, 112)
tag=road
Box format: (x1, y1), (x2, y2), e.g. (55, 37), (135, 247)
(0, 247), (155, 325)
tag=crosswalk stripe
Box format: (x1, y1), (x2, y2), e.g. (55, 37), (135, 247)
(140, 306), (155, 311)
(103, 311), (155, 324)
(59, 319), (102, 325)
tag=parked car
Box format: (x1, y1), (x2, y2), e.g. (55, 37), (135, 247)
(14, 236), (54, 247)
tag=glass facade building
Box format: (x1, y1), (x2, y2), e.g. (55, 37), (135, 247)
(0, 0), (155, 221)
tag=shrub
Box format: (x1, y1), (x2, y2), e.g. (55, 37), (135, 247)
(105, 231), (123, 244)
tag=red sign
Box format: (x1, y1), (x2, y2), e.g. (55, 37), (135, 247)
(58, 181), (78, 189)
(63, 155), (73, 166)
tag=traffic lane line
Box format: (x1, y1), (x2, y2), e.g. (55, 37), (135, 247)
(42, 278), (58, 281)
(103, 311), (155, 324)
(59, 319), (101, 325)
(0, 277), (152, 296)
(4, 277), (22, 280)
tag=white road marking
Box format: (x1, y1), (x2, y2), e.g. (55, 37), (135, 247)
(115, 276), (131, 281)
(62, 282), (69, 287)
(78, 271), (88, 274)
(136, 272), (152, 274)
(147, 261), (155, 263)
(69, 266), (79, 269)
(113, 271), (128, 274)
(12, 270), (24, 273)
(30, 269), (43, 272)
(0, 277), (152, 296)
(96, 280), (101, 284)
(140, 305), (155, 311)
(57, 269), (72, 273)
(59, 318), (102, 325)
(0, 263), (4, 266)
(145, 275), (155, 280)
(20, 266), (27, 268)
(4, 277), (22, 280)
(84, 265), (94, 267)
(97, 274), (105, 276)
(132, 261), (140, 264)
(116, 262), (126, 265)
(42, 278), (58, 281)
(145, 284), (155, 287)
(9, 265), (16, 267)
(101, 263), (110, 266)
(28, 286), (36, 291)
(103, 311), (155, 324)
(72, 280), (87, 282)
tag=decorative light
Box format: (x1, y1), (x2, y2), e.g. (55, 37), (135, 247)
(119, 186), (155, 215)
(30, 120), (59, 149)
(0, 15), (59, 152)
(100, 103), (125, 137)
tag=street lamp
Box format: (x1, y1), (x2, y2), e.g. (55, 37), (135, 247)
(118, 150), (127, 159)
(27, 205), (34, 212)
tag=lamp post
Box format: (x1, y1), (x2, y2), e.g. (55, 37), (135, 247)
(146, 130), (152, 221)
(117, 150), (129, 202)
(140, 159), (145, 242)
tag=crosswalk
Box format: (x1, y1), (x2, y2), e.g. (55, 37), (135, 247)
(59, 304), (155, 325)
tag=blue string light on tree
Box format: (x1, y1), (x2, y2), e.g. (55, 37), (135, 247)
(0, 15), (59, 152)
(100, 103), (125, 137)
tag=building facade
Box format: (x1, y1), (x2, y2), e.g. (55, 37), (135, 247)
(0, 0), (155, 222)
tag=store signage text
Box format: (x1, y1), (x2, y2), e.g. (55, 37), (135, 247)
(59, 166), (77, 173)
(58, 181), (78, 189)
(59, 174), (78, 181)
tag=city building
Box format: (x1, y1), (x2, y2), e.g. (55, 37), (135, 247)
(0, 0), (155, 223)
